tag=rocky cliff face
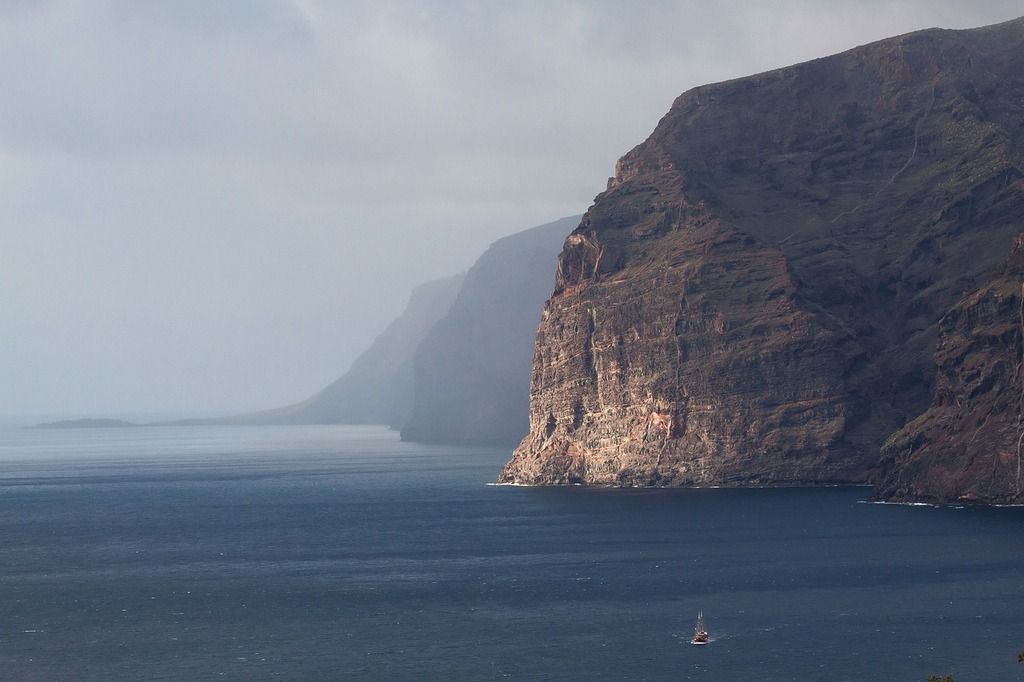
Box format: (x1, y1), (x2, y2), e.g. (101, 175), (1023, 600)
(401, 216), (579, 445)
(500, 18), (1024, 492)
(874, 235), (1024, 504)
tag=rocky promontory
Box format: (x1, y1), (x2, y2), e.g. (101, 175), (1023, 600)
(500, 18), (1024, 501)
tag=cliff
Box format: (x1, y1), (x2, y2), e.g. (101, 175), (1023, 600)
(874, 235), (1024, 504)
(233, 273), (464, 427)
(500, 18), (1024, 493)
(401, 216), (579, 445)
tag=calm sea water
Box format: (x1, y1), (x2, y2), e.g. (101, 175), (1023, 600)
(1, 424), (1022, 681)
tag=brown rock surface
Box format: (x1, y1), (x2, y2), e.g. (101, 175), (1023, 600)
(874, 235), (1024, 504)
(500, 18), (1024, 492)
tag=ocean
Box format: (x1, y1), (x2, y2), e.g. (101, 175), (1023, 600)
(0, 424), (1021, 680)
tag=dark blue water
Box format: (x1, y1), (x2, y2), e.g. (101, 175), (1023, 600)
(1, 425), (1022, 680)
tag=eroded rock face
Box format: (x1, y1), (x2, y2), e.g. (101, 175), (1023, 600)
(874, 236), (1024, 504)
(500, 18), (1024, 489)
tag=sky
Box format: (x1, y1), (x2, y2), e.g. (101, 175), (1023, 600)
(1, 1), (1020, 417)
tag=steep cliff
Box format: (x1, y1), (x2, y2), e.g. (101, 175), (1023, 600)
(501, 18), (1024, 489)
(234, 273), (464, 426)
(874, 235), (1024, 504)
(401, 216), (579, 445)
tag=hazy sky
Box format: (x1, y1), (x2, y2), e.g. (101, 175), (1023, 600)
(1, 1), (1019, 417)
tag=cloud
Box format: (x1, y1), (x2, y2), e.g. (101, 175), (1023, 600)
(1, 0), (1020, 414)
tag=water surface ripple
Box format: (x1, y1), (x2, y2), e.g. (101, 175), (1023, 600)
(1, 425), (1022, 680)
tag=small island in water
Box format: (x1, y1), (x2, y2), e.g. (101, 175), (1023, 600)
(35, 418), (137, 429)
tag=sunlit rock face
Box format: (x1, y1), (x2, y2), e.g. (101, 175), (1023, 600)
(500, 18), (1024, 494)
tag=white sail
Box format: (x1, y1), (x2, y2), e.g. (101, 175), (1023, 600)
(691, 611), (709, 645)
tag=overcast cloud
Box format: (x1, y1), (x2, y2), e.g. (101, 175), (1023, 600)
(1, 1), (1020, 417)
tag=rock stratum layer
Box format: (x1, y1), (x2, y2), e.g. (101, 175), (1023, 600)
(500, 18), (1024, 501)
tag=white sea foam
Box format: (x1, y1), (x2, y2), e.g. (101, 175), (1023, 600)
(863, 500), (968, 509)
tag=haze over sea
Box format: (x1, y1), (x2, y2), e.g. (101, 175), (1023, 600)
(1, 424), (1021, 680)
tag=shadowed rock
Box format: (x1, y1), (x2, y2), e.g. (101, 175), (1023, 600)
(874, 235), (1024, 504)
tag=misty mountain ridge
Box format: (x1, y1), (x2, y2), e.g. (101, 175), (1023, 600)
(256, 215), (578, 441)
(225, 272), (467, 428)
(48, 216), (580, 443)
(401, 215), (580, 445)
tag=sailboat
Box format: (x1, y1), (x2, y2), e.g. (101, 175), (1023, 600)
(690, 611), (709, 645)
